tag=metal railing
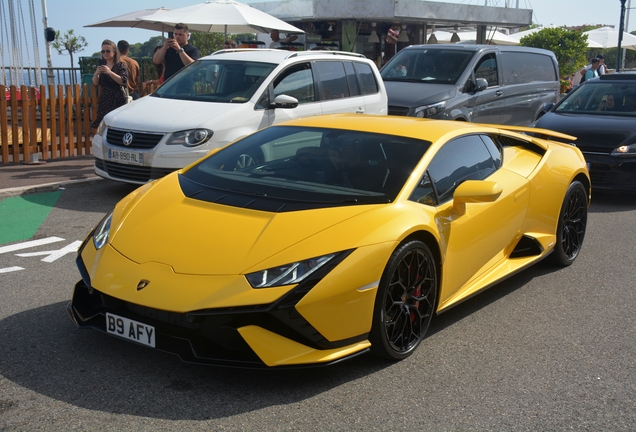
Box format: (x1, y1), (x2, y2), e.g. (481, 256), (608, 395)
(2, 66), (82, 89)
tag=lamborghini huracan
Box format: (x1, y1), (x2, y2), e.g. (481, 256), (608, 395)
(68, 114), (590, 368)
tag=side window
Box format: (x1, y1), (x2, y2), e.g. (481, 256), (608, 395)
(344, 61), (361, 97)
(413, 135), (497, 205)
(474, 54), (498, 87)
(273, 63), (315, 104)
(314, 61), (349, 100)
(500, 52), (558, 85)
(480, 135), (502, 168)
(353, 62), (379, 95)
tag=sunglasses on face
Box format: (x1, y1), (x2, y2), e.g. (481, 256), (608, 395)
(101, 50), (111, 54)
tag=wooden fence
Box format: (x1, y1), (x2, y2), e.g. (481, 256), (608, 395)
(1, 83), (156, 164)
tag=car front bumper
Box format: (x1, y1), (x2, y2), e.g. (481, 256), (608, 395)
(583, 152), (636, 191)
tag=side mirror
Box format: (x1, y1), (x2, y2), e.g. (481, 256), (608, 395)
(535, 102), (555, 121)
(452, 180), (502, 215)
(271, 94), (299, 109)
(474, 78), (488, 92)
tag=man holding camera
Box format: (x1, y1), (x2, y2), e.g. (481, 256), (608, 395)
(153, 23), (200, 81)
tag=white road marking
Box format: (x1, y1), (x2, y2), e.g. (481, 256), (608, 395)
(15, 241), (82, 262)
(0, 266), (25, 273)
(0, 237), (65, 255)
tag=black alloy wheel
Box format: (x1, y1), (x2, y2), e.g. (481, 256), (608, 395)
(551, 180), (588, 266)
(370, 240), (438, 360)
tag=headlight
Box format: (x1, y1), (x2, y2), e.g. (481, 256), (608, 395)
(166, 129), (213, 147)
(245, 253), (337, 288)
(413, 101), (446, 118)
(93, 212), (113, 250)
(96, 121), (107, 137)
(611, 143), (636, 157)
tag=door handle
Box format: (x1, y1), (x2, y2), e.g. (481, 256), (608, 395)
(495, 90), (503, 96)
(356, 108), (365, 114)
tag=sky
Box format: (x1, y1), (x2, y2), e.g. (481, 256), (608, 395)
(3, 0), (633, 68)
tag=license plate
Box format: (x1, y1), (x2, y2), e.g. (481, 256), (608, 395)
(108, 148), (144, 166)
(106, 312), (156, 348)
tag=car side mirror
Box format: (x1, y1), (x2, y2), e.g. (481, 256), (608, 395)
(474, 78), (488, 92)
(271, 94), (299, 109)
(452, 180), (502, 215)
(535, 102), (555, 121)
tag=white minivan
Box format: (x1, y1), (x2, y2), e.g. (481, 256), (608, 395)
(92, 49), (388, 184)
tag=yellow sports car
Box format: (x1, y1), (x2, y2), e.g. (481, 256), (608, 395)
(68, 114), (590, 368)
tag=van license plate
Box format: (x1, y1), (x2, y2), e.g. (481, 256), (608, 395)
(106, 312), (155, 348)
(108, 149), (144, 166)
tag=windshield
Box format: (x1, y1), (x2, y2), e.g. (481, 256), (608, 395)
(556, 81), (636, 116)
(381, 49), (475, 84)
(181, 126), (431, 210)
(152, 59), (277, 103)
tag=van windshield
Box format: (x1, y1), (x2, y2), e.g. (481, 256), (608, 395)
(152, 60), (277, 103)
(381, 49), (475, 84)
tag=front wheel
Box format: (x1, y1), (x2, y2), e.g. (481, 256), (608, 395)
(370, 240), (438, 360)
(550, 180), (588, 266)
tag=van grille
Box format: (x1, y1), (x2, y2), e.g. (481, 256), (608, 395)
(388, 106), (410, 116)
(106, 128), (164, 149)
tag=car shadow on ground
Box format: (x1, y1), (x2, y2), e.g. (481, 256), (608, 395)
(589, 190), (636, 213)
(0, 301), (395, 420)
(0, 256), (561, 422)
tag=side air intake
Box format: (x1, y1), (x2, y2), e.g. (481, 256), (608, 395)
(510, 235), (544, 258)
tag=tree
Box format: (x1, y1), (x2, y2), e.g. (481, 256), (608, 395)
(189, 32), (237, 56)
(52, 29), (88, 68)
(519, 27), (589, 77)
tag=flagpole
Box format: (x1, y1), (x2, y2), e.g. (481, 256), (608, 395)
(41, 0), (54, 85)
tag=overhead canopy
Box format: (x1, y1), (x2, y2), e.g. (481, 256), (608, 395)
(84, 7), (173, 32)
(136, 0), (304, 35)
(584, 26), (636, 50)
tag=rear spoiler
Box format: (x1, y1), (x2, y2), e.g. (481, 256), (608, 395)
(496, 125), (577, 142)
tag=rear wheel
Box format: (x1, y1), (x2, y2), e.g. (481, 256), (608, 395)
(370, 240), (438, 360)
(551, 180), (588, 266)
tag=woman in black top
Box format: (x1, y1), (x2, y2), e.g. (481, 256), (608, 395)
(91, 39), (128, 128)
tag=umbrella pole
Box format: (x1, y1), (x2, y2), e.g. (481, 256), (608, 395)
(618, 0), (627, 72)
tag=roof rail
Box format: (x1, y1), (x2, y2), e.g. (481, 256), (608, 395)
(211, 48), (281, 55)
(285, 50), (365, 59)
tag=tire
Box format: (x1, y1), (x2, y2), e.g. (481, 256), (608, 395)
(370, 240), (438, 360)
(550, 180), (588, 266)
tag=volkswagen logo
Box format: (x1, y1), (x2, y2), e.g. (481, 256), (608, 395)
(122, 132), (134, 146)
(136, 280), (150, 291)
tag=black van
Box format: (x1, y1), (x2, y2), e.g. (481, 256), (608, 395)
(381, 44), (559, 126)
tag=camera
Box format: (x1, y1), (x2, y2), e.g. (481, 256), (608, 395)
(98, 58), (107, 66)
(168, 31), (174, 39)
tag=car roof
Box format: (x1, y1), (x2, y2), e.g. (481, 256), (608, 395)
(400, 44), (554, 56)
(274, 114), (496, 142)
(599, 73), (636, 81)
(199, 49), (368, 64)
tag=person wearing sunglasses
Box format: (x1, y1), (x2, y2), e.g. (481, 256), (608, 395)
(91, 39), (129, 129)
(224, 39), (236, 49)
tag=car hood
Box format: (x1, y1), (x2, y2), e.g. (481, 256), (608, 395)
(103, 96), (251, 132)
(384, 81), (456, 108)
(109, 174), (379, 275)
(536, 112), (636, 150)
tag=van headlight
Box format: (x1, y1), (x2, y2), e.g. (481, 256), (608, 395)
(413, 101), (446, 118)
(166, 129), (213, 147)
(611, 143), (636, 157)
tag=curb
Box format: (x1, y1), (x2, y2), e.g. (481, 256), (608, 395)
(0, 176), (103, 198)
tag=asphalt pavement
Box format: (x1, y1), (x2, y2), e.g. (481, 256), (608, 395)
(0, 155), (100, 198)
